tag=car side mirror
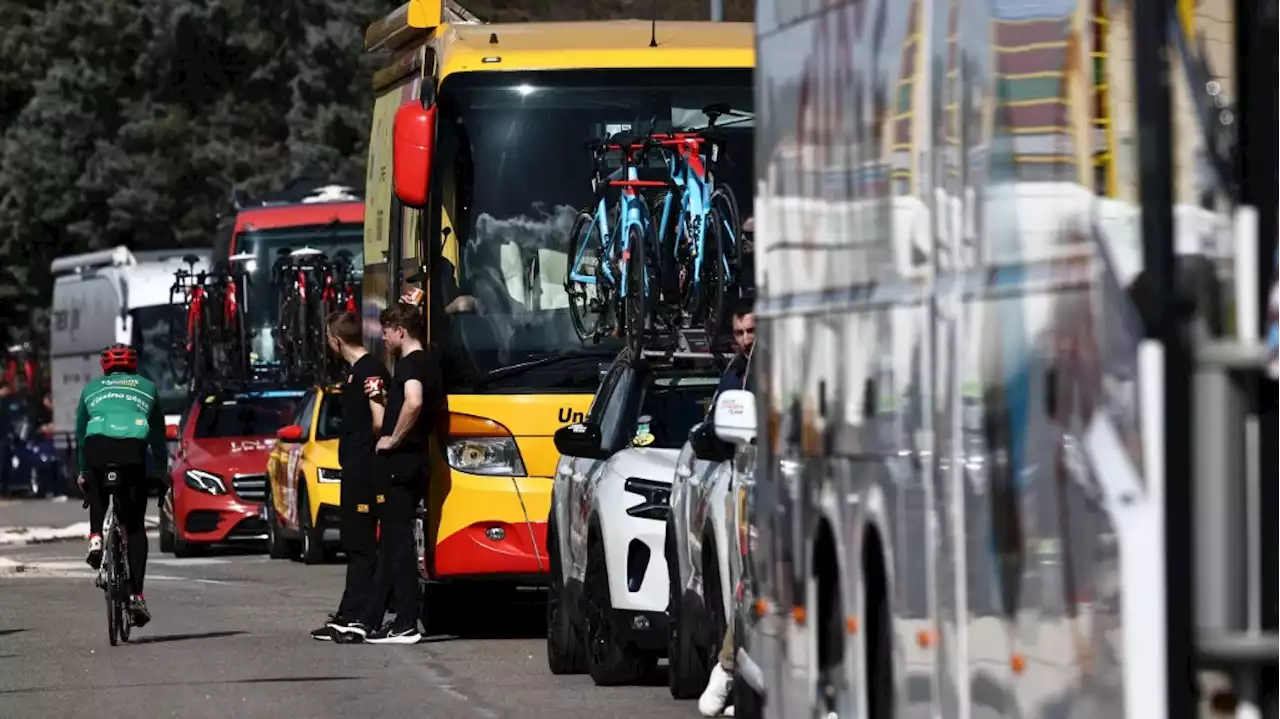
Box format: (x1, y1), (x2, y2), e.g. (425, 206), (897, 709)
(165, 424), (179, 441)
(713, 390), (757, 446)
(277, 424), (305, 443)
(690, 421), (734, 463)
(553, 422), (609, 460)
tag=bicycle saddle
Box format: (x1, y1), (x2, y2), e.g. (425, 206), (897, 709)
(703, 103), (732, 121)
(608, 131), (638, 148)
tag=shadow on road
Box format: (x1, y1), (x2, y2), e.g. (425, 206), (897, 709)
(0, 676), (362, 695)
(129, 630), (246, 645)
(0, 628), (26, 638)
(422, 595), (546, 641)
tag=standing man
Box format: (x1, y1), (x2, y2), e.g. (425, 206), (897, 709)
(311, 311), (390, 641)
(342, 303), (441, 645)
(700, 299), (754, 717)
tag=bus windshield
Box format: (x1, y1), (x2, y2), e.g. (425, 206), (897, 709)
(434, 68), (754, 389)
(194, 395), (303, 439)
(233, 224), (364, 362)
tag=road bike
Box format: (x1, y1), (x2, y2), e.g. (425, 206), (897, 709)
(274, 248), (326, 384)
(565, 132), (663, 356)
(93, 465), (134, 646)
(648, 104), (744, 340)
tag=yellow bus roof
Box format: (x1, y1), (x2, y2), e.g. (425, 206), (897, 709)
(436, 21), (754, 76)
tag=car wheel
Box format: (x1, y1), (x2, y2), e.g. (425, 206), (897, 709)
(172, 523), (197, 559)
(667, 518), (709, 699)
(546, 515), (586, 675)
(299, 485), (324, 565)
(158, 508), (175, 554)
(265, 490), (290, 560)
(583, 527), (654, 686)
(26, 466), (42, 498)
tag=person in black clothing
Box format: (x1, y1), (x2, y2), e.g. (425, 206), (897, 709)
(341, 303), (441, 645)
(311, 311), (391, 642)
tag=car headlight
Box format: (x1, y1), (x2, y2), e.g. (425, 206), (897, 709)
(184, 469), (227, 495)
(446, 437), (526, 476)
(624, 477), (671, 520)
(317, 467), (342, 483)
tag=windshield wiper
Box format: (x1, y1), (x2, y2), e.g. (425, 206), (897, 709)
(476, 345), (619, 388)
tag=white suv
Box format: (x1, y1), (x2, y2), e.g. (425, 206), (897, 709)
(546, 350), (721, 686)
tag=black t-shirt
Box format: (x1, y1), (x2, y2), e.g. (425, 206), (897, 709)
(381, 348), (442, 454)
(339, 354), (390, 467)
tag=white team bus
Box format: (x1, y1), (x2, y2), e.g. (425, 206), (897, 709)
(50, 247), (210, 432)
(733, 0), (1273, 716)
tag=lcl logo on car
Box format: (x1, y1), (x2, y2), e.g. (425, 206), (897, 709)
(557, 408), (585, 424)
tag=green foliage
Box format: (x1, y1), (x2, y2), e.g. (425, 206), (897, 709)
(0, 0), (390, 344)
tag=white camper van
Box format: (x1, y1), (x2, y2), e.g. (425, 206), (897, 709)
(49, 247), (209, 433)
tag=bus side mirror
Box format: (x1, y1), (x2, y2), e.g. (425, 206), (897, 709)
(393, 99), (437, 210)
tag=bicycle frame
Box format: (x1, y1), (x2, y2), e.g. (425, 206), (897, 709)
(653, 135), (735, 290)
(568, 141), (660, 300)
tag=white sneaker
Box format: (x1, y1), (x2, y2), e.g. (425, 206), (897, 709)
(698, 663), (734, 717)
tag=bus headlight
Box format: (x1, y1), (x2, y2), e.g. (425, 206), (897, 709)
(444, 413), (526, 476)
(446, 437), (526, 476)
(184, 469), (227, 495)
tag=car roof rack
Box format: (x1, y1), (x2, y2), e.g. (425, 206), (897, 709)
(638, 326), (734, 363)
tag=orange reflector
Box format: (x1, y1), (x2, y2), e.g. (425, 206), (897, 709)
(916, 629), (933, 648)
(1011, 654), (1026, 674)
(753, 598), (770, 617)
(448, 412), (512, 438)
(792, 606), (806, 625)
(846, 617), (858, 634)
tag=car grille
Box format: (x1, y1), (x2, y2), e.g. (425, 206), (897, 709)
(231, 474), (267, 502)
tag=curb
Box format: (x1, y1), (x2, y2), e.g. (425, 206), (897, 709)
(0, 516), (159, 547)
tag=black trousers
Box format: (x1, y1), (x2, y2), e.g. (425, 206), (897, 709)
(360, 451), (425, 631)
(335, 455), (377, 622)
(83, 436), (150, 596)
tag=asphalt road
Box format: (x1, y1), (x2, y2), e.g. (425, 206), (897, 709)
(0, 527), (697, 719)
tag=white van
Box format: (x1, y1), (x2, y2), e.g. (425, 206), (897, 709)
(49, 247), (210, 432)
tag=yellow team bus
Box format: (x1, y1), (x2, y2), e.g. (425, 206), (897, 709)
(359, 0), (755, 600)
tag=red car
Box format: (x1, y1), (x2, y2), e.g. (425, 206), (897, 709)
(159, 389), (305, 557)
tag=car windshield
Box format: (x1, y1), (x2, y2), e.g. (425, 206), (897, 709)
(628, 374), (721, 450)
(433, 68), (754, 389)
(315, 393), (342, 441)
(194, 396), (302, 439)
(129, 304), (188, 417)
(233, 224), (364, 363)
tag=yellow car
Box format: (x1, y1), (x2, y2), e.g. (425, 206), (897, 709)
(264, 385), (344, 564)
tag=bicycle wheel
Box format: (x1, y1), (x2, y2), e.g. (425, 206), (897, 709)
(103, 514), (119, 646)
(623, 224), (649, 356)
(566, 209), (611, 342)
(710, 186), (743, 278)
(700, 206), (729, 343)
(115, 532), (130, 643)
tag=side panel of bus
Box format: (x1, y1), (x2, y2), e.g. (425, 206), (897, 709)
(748, 0), (1199, 715)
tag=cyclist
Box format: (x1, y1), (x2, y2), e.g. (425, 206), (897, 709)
(76, 343), (168, 627)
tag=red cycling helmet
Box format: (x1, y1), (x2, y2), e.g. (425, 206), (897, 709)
(100, 343), (138, 374)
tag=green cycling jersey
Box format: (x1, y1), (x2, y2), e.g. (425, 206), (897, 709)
(75, 372), (168, 475)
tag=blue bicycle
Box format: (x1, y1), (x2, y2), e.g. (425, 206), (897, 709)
(565, 132), (664, 355)
(649, 104), (743, 338)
